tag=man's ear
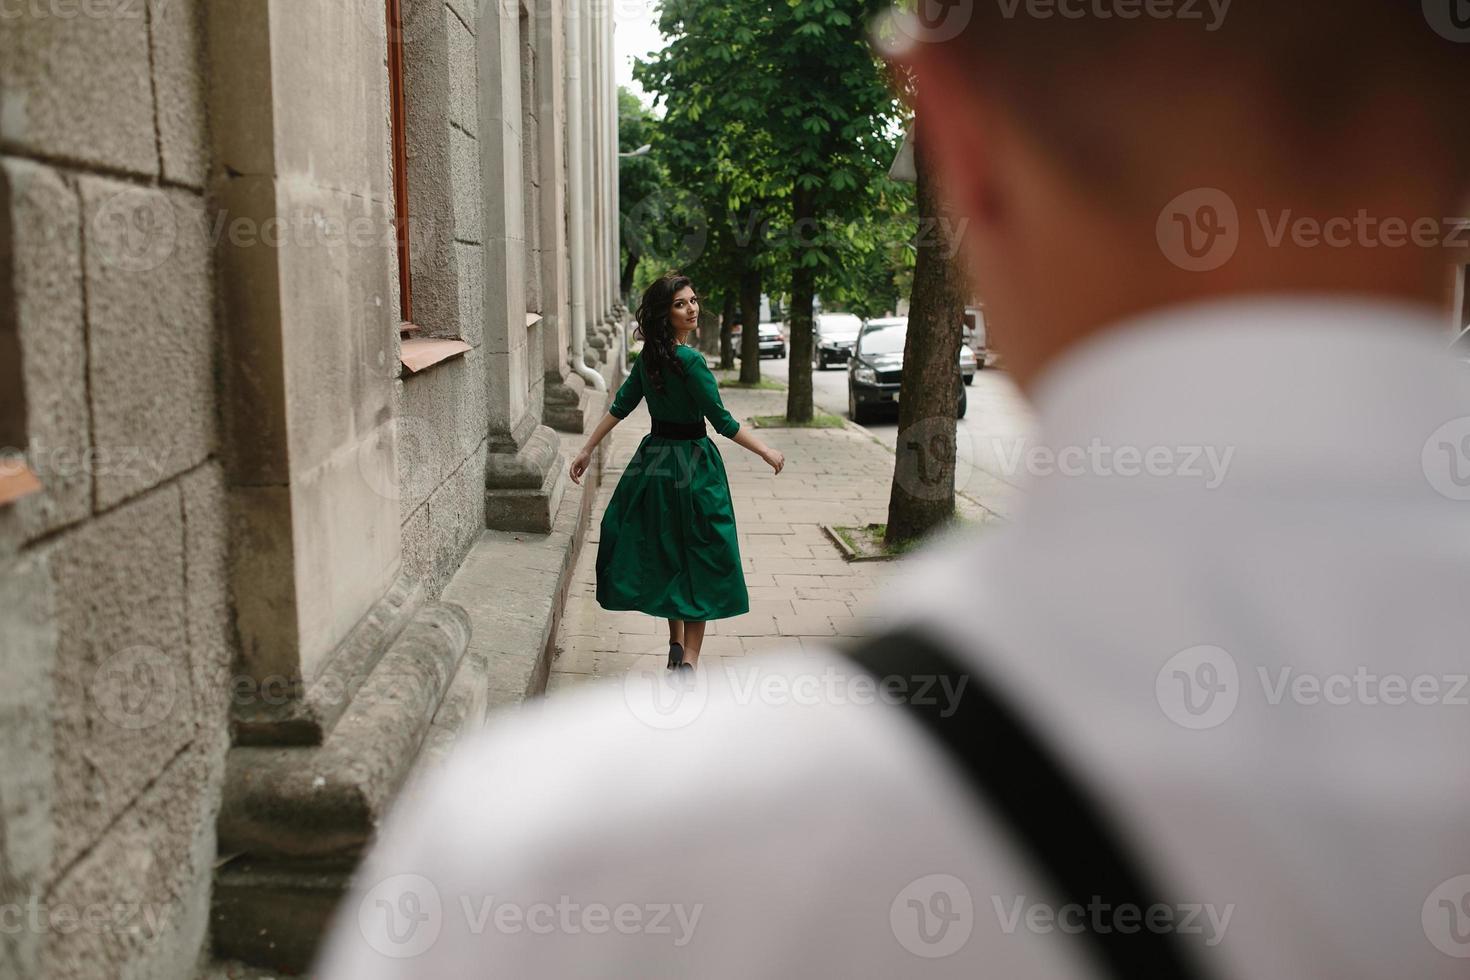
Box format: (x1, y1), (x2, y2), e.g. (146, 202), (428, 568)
(910, 48), (1004, 228)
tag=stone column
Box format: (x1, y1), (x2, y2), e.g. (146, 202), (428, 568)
(209, 0), (404, 700)
(537, 0), (590, 432)
(480, 0), (566, 531)
(205, 2), (474, 968)
(583, 5), (613, 365)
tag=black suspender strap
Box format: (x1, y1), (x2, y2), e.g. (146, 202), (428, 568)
(844, 629), (1211, 980)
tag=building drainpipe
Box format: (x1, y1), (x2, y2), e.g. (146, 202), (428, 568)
(566, 2), (606, 392)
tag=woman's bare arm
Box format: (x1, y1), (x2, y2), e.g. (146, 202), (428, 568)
(731, 426), (785, 475)
(569, 412), (621, 485)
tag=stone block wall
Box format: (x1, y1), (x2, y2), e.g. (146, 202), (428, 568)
(0, 2), (233, 976)
(398, 0), (493, 596)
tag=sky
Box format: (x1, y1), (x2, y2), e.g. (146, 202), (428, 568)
(613, 0), (665, 109)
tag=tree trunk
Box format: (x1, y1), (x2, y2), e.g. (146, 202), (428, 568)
(621, 248), (639, 307)
(785, 187), (817, 423)
(885, 136), (967, 546)
(738, 263), (762, 384)
(718, 291), (736, 359)
(719, 314), (735, 370)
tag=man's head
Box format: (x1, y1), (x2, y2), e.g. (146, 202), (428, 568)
(894, 1), (1469, 391)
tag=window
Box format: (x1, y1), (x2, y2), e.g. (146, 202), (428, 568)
(0, 175), (40, 507)
(387, 0), (414, 334)
(386, 0), (472, 374)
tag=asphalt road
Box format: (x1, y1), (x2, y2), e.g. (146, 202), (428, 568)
(760, 350), (1037, 520)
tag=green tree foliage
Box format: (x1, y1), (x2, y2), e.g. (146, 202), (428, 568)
(635, 0), (904, 419)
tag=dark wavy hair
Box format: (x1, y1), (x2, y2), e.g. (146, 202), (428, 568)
(634, 272), (695, 394)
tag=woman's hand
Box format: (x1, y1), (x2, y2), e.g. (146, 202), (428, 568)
(762, 447), (785, 476)
(569, 448), (593, 485)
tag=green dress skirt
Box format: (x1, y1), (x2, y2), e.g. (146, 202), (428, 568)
(596, 344), (750, 621)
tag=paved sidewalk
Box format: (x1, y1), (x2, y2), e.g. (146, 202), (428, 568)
(549, 384), (919, 693)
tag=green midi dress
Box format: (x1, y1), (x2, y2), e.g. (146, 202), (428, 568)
(595, 344), (750, 621)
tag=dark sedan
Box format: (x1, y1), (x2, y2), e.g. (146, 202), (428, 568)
(847, 318), (967, 425)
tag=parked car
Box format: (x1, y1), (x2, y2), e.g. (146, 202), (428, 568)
(757, 321), (786, 359)
(963, 306), (989, 371)
(864, 315), (978, 385)
(814, 312), (863, 369)
(847, 318), (967, 424)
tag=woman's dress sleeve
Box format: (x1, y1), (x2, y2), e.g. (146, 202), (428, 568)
(682, 349), (741, 438)
(609, 361), (644, 419)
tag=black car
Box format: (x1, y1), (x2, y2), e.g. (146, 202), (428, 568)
(847, 318), (967, 424)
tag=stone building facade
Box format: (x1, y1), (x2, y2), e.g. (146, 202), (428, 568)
(0, 0), (624, 975)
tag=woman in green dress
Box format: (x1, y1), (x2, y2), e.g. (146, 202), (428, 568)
(569, 273), (785, 671)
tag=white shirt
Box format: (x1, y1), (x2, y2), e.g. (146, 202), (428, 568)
(319, 298), (1470, 979)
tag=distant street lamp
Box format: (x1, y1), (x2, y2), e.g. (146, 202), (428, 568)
(619, 144), (652, 159)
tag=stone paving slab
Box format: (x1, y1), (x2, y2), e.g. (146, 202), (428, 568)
(548, 384), (925, 694)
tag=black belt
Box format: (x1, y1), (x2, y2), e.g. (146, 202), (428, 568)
(650, 418), (708, 440)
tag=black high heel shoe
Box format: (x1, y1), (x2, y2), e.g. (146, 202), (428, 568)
(667, 641), (685, 670)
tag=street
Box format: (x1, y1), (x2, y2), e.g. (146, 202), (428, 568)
(762, 350), (1036, 521)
